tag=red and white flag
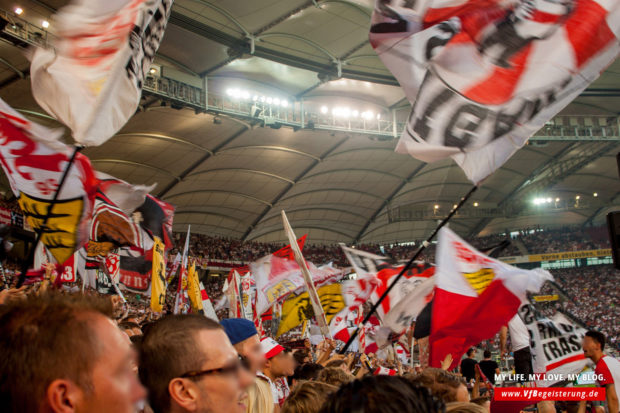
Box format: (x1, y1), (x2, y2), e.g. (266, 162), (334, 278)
(199, 281), (219, 321)
(341, 245), (434, 330)
(59, 252), (78, 283)
(0, 98), (98, 264)
(430, 228), (552, 370)
(251, 254), (342, 315)
(30, 0), (173, 146)
(370, 0), (620, 183)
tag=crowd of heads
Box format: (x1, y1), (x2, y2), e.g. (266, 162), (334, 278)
(170, 226), (609, 268)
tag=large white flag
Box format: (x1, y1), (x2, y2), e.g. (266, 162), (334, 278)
(371, 0), (620, 183)
(30, 0), (173, 146)
(518, 304), (588, 387)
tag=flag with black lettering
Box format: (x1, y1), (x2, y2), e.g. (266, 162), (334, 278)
(371, 0), (620, 183)
(30, 0), (173, 146)
(518, 304), (588, 387)
(0, 98), (98, 264)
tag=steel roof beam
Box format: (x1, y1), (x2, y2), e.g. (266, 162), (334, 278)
(113, 133), (212, 153)
(353, 162), (426, 242)
(188, 168), (295, 184)
(164, 189), (272, 206)
(241, 137), (349, 240)
(90, 159), (181, 181)
(216, 145), (321, 161)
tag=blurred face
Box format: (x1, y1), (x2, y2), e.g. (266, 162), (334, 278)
(582, 336), (601, 360)
(266, 352), (294, 378)
(80, 315), (146, 413)
(190, 329), (248, 413)
(236, 334), (266, 373)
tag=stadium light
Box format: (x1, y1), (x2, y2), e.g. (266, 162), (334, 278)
(593, 192), (598, 197)
(473, 202), (479, 207)
(576, 195), (580, 200)
(320, 106), (328, 114)
(555, 198), (560, 202)
(281, 100), (289, 108)
(14, 7), (23, 15)
(41, 20), (49, 28)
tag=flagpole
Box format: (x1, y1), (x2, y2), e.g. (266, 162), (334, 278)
(18, 146), (82, 287)
(282, 210), (332, 339)
(340, 185), (478, 353)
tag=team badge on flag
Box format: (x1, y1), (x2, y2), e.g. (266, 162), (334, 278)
(371, 0), (620, 183)
(0, 99), (97, 264)
(430, 227), (552, 369)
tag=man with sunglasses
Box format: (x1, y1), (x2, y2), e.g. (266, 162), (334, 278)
(139, 314), (254, 413)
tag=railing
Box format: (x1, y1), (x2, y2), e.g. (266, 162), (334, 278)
(2, 7), (618, 141)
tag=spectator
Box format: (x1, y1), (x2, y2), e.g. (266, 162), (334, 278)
(290, 363), (325, 388)
(582, 331), (619, 413)
(478, 351), (499, 385)
(319, 375), (445, 413)
(281, 381), (338, 413)
(460, 348), (478, 384)
(316, 367), (355, 387)
(408, 367), (469, 403)
(138, 314), (252, 413)
(0, 292), (146, 413)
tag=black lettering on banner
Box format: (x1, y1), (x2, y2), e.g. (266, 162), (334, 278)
(426, 20), (459, 60)
(125, 0), (173, 88)
(558, 337), (572, 355)
(413, 88), (452, 139)
(546, 341), (563, 359)
(542, 342), (553, 361)
(444, 104), (487, 149)
(520, 304), (534, 324)
(568, 334), (581, 351)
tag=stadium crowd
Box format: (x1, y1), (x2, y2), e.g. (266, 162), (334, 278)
(170, 226), (609, 267)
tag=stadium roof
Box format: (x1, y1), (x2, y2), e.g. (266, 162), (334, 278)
(0, 0), (619, 245)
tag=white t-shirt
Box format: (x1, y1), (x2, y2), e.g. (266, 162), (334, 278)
(508, 314), (530, 352)
(595, 355), (620, 412)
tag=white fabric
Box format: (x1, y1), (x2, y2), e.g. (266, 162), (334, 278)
(508, 314), (530, 352)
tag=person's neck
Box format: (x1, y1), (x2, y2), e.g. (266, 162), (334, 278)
(263, 368), (280, 382)
(590, 352), (604, 364)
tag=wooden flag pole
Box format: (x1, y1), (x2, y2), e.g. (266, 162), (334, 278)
(281, 210), (332, 339)
(340, 185), (478, 353)
(18, 146), (82, 287)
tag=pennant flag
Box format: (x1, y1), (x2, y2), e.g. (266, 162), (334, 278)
(370, 0), (620, 183)
(277, 283), (346, 337)
(96, 172), (154, 215)
(30, 0), (174, 146)
(199, 281), (219, 321)
(0, 99), (98, 264)
(518, 304), (588, 387)
(272, 234), (307, 260)
(135, 194), (175, 250)
(150, 236), (166, 312)
(430, 227), (552, 370)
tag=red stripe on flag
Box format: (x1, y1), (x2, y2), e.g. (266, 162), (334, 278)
(545, 353), (586, 372)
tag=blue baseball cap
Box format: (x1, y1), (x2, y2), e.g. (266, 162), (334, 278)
(220, 318), (258, 345)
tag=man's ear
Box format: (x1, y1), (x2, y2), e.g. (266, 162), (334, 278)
(169, 378), (200, 411)
(264, 359), (272, 371)
(46, 379), (82, 413)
